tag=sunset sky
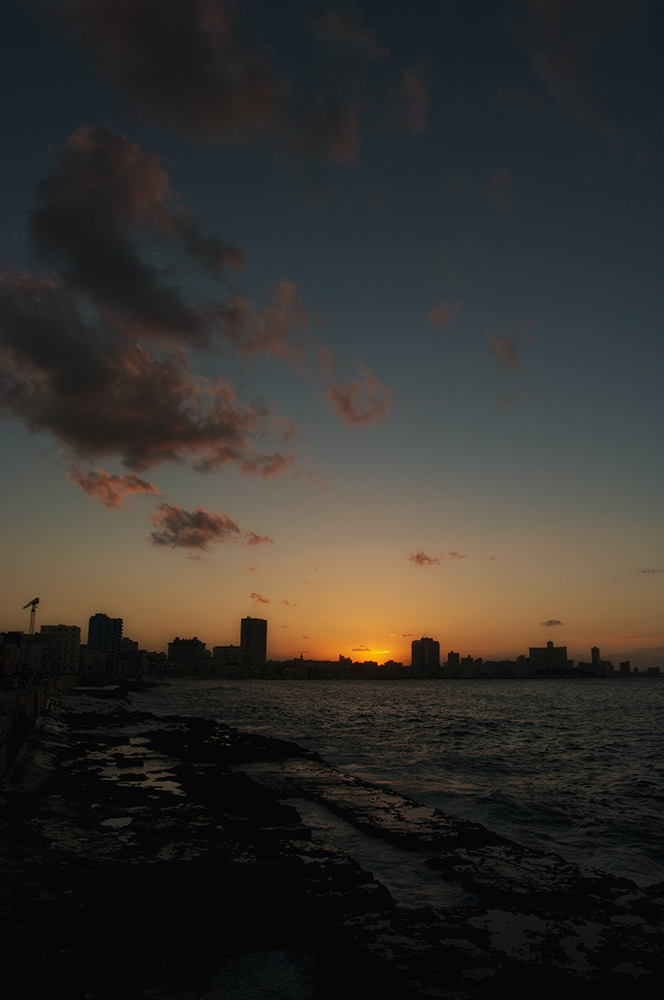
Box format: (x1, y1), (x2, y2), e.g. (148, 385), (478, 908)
(1, 1), (662, 668)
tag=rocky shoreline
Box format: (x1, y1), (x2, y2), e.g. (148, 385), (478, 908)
(1, 692), (663, 998)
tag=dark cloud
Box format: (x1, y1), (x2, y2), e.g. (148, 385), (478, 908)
(447, 551), (467, 559)
(486, 329), (520, 373)
(0, 271), (291, 474)
(64, 0), (286, 143)
(517, 0), (630, 141)
(352, 645), (371, 651)
(60, 2), (426, 167)
(150, 502), (271, 550)
(408, 552), (440, 566)
(540, 618), (564, 626)
(68, 467), (161, 508)
(326, 369), (393, 425)
(29, 126), (242, 347)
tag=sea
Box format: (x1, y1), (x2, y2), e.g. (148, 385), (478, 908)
(129, 678), (664, 900)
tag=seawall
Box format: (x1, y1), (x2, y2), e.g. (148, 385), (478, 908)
(0, 678), (58, 777)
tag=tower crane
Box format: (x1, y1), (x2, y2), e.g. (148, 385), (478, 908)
(22, 597), (39, 635)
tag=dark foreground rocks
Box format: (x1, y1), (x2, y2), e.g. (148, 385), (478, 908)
(1, 694), (663, 999)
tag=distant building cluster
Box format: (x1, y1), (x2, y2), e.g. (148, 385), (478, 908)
(1, 606), (661, 688)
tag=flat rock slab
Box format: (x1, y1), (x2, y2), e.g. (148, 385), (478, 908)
(1, 695), (663, 999)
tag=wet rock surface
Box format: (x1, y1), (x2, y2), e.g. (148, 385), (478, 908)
(1, 694), (663, 999)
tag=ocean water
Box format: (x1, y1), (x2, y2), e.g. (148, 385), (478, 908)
(129, 678), (664, 889)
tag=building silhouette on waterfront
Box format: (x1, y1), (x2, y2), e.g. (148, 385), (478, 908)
(87, 614), (122, 659)
(241, 617), (267, 668)
(168, 637), (206, 670)
(411, 637), (440, 671)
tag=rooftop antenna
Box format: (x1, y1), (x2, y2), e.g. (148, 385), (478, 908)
(22, 597), (39, 635)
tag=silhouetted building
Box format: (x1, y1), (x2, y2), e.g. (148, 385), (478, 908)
(213, 644), (248, 668)
(592, 646), (600, 669)
(447, 651), (460, 666)
(529, 641), (568, 674)
(168, 637), (206, 670)
(40, 624), (80, 675)
(87, 614), (122, 659)
(411, 637), (440, 670)
(241, 617), (267, 668)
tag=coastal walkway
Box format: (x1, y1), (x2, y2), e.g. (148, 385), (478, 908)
(1, 692), (662, 998)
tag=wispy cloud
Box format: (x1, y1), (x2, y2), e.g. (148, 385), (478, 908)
(486, 329), (520, 373)
(326, 369), (393, 425)
(540, 619), (564, 626)
(408, 551), (440, 566)
(68, 467), (160, 508)
(517, 0), (625, 142)
(250, 592), (296, 606)
(629, 568), (662, 574)
(150, 503), (272, 551)
(447, 551), (467, 559)
(427, 298), (461, 328)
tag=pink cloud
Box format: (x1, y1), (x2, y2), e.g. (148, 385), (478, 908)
(68, 467), (160, 508)
(408, 552), (440, 566)
(326, 370), (393, 425)
(448, 551), (467, 560)
(427, 298), (461, 328)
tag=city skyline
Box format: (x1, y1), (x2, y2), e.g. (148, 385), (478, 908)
(1, 2), (662, 672)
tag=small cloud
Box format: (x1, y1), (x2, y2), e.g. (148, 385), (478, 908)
(448, 551), (467, 559)
(326, 369), (393, 426)
(242, 531), (274, 547)
(279, 625), (288, 628)
(280, 600), (297, 607)
(426, 298), (461, 329)
(248, 564), (261, 572)
(352, 645), (371, 652)
(483, 166), (515, 218)
(151, 503), (240, 551)
(486, 329), (520, 373)
(401, 633), (414, 637)
(250, 592), (272, 604)
(540, 619), (564, 627)
(629, 568), (662, 574)
(69, 467), (161, 508)
(408, 551), (440, 566)
(489, 555), (496, 561)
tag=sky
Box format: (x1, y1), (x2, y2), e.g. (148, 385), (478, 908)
(1, 0), (662, 668)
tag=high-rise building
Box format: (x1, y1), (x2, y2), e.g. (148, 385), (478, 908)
(40, 624), (81, 674)
(411, 637), (440, 670)
(87, 613), (123, 659)
(241, 617), (267, 668)
(529, 641), (568, 674)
